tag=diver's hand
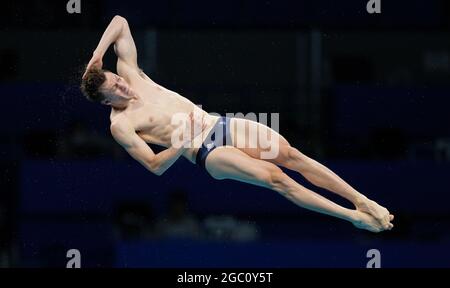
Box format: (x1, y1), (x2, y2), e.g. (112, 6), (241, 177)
(82, 53), (103, 79)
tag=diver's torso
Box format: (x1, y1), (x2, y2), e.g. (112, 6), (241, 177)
(110, 68), (219, 163)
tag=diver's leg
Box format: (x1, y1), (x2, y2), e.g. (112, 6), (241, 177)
(204, 146), (392, 232)
(273, 145), (393, 229)
(229, 117), (393, 229)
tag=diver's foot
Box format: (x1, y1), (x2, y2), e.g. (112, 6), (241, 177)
(355, 196), (394, 229)
(351, 210), (393, 233)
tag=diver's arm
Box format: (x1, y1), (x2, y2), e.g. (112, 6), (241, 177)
(110, 117), (185, 176)
(83, 15), (137, 77)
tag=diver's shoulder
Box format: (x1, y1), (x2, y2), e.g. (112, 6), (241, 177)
(109, 114), (135, 140)
(109, 108), (129, 125)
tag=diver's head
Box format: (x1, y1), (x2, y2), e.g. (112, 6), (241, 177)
(81, 68), (134, 109)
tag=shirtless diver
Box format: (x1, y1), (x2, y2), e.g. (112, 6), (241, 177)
(81, 16), (394, 233)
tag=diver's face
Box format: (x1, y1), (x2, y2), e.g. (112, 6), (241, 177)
(100, 72), (133, 107)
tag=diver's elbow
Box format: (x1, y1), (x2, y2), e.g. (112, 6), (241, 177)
(113, 15), (128, 26)
(153, 168), (164, 176)
(148, 162), (164, 176)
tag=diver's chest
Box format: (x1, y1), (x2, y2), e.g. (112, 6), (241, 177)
(128, 101), (176, 133)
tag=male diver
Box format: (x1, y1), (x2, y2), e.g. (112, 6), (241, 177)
(81, 16), (394, 232)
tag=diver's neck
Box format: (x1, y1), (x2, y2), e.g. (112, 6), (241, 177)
(128, 91), (143, 105)
(112, 94), (142, 110)
(111, 104), (127, 111)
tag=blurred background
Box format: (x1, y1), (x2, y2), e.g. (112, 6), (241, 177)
(0, 0), (449, 267)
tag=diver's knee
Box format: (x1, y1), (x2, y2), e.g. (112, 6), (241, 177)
(285, 147), (314, 171)
(267, 167), (289, 191)
(280, 146), (303, 165)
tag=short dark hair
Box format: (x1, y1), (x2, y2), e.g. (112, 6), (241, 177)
(80, 67), (107, 102)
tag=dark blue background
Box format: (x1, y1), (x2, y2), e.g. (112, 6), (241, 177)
(1, 0), (449, 267)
